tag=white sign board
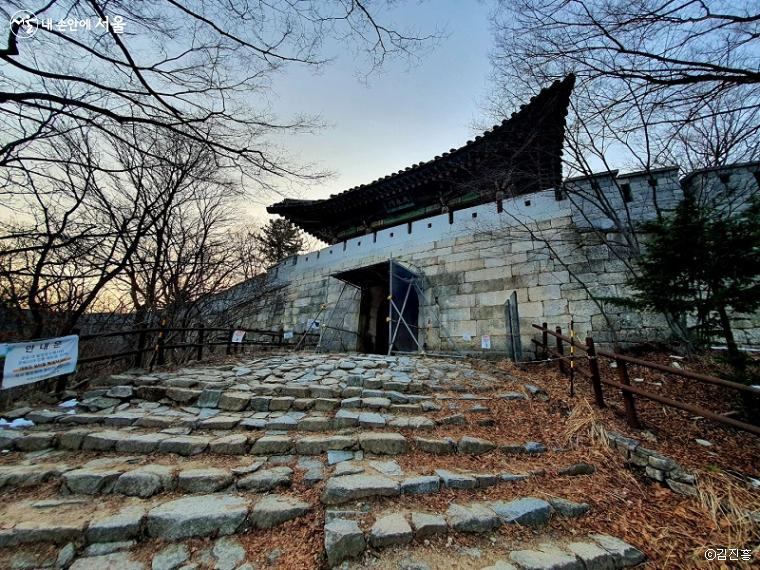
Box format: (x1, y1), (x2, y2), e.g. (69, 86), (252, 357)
(1, 335), (79, 390)
(283, 331), (294, 340)
(231, 330), (246, 344)
(481, 335), (492, 350)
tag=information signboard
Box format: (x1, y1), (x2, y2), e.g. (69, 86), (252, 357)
(0, 335), (79, 390)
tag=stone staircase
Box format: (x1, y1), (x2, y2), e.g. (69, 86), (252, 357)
(0, 353), (646, 569)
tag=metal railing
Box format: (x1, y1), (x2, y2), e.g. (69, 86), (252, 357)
(531, 322), (760, 437)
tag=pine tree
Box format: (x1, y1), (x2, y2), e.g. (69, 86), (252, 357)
(256, 219), (304, 265)
(626, 192), (760, 379)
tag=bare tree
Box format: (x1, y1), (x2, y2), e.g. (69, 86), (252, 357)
(483, 0), (760, 345)
(1, 1), (435, 190)
(0, 121), (248, 338)
(488, 0), (760, 174)
(230, 224), (267, 282)
(0, 1), (436, 337)
(0, 126), (164, 337)
(109, 126), (239, 323)
(662, 91), (760, 171)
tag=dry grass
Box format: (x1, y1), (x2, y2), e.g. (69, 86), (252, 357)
(561, 397), (608, 448)
(695, 470), (760, 559)
(494, 358), (760, 569)
(557, 400), (760, 568)
(530, 359), (760, 474)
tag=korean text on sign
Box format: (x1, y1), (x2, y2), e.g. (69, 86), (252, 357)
(0, 335), (79, 389)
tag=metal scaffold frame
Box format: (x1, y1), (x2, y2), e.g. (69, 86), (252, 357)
(293, 302), (325, 351)
(315, 280), (361, 352)
(387, 257), (424, 355)
(394, 258), (461, 356)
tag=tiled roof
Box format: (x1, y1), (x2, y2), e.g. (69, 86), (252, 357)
(269, 75), (575, 242)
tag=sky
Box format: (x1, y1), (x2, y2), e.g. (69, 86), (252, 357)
(250, 0), (495, 220)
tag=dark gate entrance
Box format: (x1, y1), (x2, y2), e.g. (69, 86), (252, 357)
(332, 259), (422, 355)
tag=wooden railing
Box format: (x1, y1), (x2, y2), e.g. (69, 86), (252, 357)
(76, 325), (320, 369)
(0, 324), (320, 397)
(531, 322), (760, 437)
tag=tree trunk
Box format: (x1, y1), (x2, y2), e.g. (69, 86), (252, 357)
(664, 312), (694, 354)
(714, 305), (758, 423)
(716, 305), (745, 380)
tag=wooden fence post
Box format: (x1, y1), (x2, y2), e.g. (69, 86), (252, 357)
(542, 322), (548, 358)
(197, 324), (204, 362)
(157, 327), (166, 367)
(134, 326), (147, 369)
(55, 327), (80, 395)
(226, 329), (233, 356)
(616, 358), (641, 428)
(55, 373), (69, 397)
(585, 336), (605, 408)
(555, 326), (564, 374)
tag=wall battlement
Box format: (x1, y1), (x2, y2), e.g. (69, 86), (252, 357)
(223, 162), (759, 356)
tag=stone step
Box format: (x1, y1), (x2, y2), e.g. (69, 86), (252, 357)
(86, 376), (437, 403)
(0, 497), (621, 569)
(63, 536), (252, 570)
(0, 429), (553, 462)
(324, 499), (637, 568)
(318, 453), (594, 506)
(0, 453), (568, 501)
(0, 451), (591, 504)
(21, 385), (521, 422)
(8, 381), (542, 434)
(0, 491), (311, 550)
(320, 458), (581, 505)
(0, 458), (555, 502)
(0, 454), (320, 498)
(78, 356), (510, 414)
(80, 384), (437, 411)
(12, 406), (445, 433)
(11, 363), (540, 433)
(0, 355), (561, 568)
(89, 364), (498, 395)
(88, 353), (502, 391)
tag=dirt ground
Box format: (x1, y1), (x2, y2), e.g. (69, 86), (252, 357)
(216, 354), (760, 569)
(1, 351), (757, 569)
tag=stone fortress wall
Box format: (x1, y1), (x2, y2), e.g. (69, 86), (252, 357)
(229, 163), (760, 356)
